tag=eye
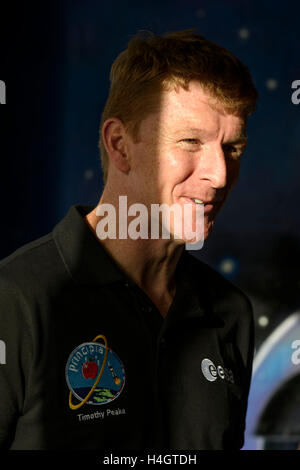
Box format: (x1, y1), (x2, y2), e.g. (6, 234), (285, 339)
(180, 139), (202, 153)
(181, 139), (200, 144)
(222, 144), (243, 160)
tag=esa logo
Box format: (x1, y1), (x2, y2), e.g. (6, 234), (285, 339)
(201, 358), (234, 384)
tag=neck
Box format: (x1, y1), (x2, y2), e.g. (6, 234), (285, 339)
(84, 191), (185, 316)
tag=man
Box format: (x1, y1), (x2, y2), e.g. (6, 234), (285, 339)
(0, 29), (258, 449)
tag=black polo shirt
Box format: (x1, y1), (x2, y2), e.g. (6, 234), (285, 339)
(0, 205), (254, 450)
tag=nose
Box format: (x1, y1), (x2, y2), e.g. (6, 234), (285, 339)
(196, 143), (228, 189)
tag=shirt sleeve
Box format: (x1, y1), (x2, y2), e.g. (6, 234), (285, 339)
(0, 276), (33, 449)
(237, 296), (255, 449)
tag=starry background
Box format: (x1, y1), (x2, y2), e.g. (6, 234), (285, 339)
(1, 0), (300, 449)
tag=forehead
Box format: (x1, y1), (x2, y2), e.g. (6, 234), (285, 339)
(154, 81), (246, 139)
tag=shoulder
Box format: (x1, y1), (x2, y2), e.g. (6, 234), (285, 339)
(0, 232), (67, 304)
(183, 251), (253, 325)
(183, 251), (250, 300)
(183, 252), (255, 375)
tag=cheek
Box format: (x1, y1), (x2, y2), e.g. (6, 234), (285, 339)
(162, 151), (194, 181)
(148, 153), (174, 188)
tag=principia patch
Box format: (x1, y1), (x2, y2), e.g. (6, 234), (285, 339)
(65, 334), (125, 410)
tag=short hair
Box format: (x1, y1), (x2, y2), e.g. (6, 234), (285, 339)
(98, 29), (258, 183)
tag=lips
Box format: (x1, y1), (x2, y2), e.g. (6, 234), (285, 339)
(181, 196), (220, 214)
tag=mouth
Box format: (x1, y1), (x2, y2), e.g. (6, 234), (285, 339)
(181, 196), (218, 214)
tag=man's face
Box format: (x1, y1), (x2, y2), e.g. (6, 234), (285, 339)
(124, 80), (247, 242)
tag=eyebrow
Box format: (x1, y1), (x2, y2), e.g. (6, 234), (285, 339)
(176, 127), (248, 145)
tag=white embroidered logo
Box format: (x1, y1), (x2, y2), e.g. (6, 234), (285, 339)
(201, 358), (234, 383)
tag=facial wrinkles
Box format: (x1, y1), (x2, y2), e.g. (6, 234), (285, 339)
(155, 130), (179, 170)
(162, 85), (245, 146)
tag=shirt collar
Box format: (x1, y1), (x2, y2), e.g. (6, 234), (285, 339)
(53, 205), (127, 285)
(166, 251), (225, 327)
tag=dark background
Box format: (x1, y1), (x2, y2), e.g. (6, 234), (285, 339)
(1, 0), (300, 449)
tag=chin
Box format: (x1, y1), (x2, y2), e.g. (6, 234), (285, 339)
(168, 215), (215, 247)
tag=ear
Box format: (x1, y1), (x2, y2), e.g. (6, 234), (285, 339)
(101, 117), (131, 175)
